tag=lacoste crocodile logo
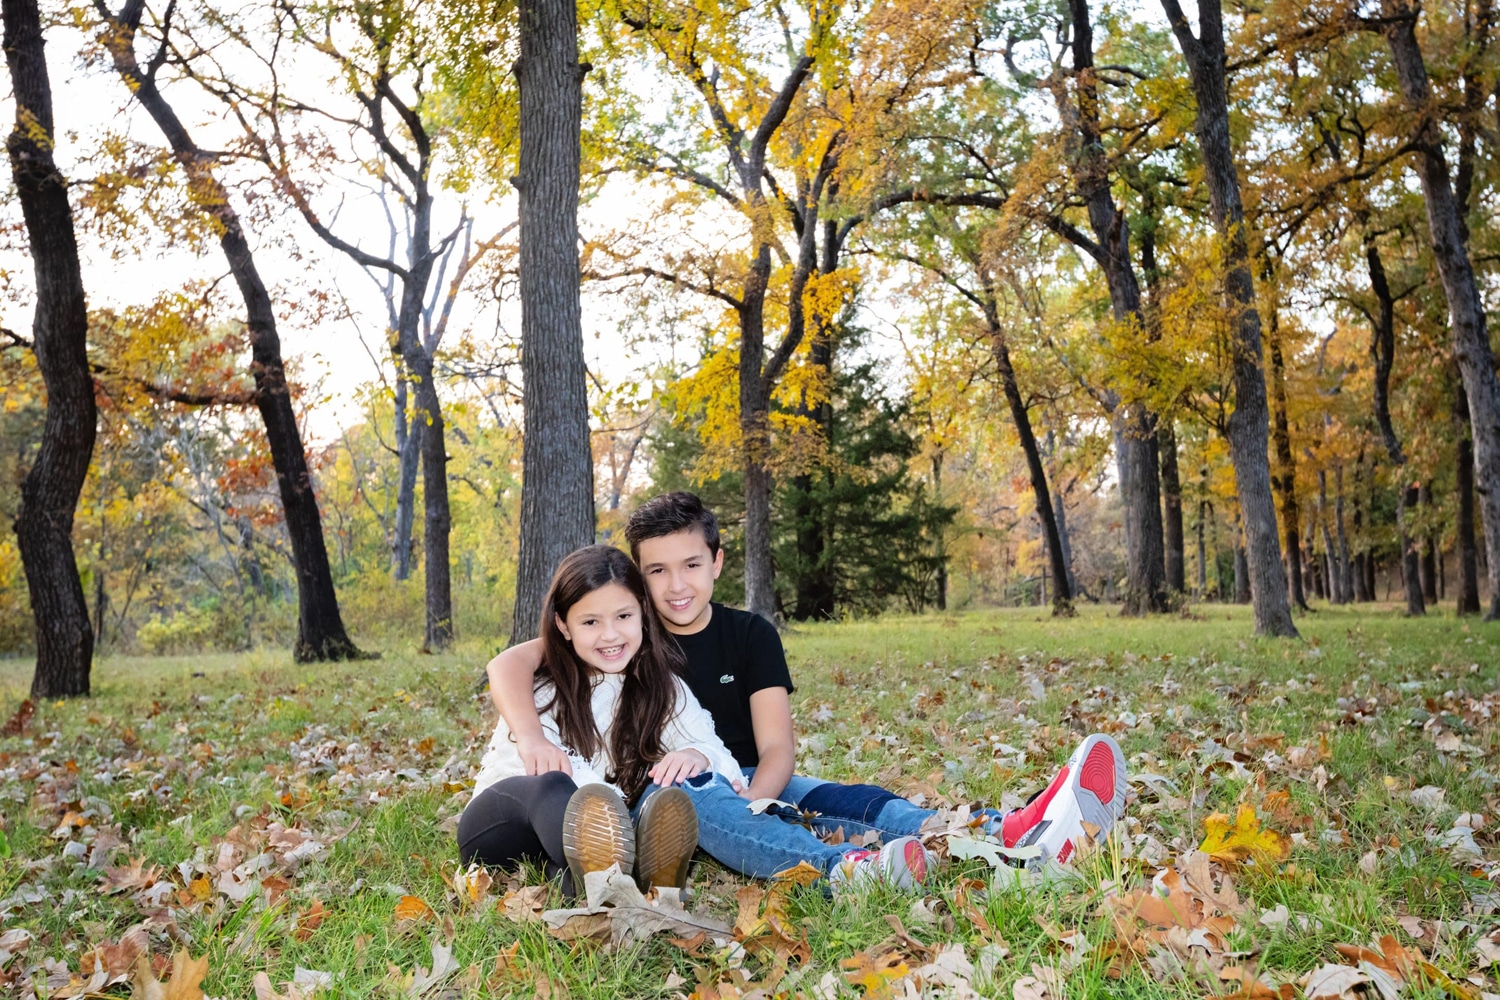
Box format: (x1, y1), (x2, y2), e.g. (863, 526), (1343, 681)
(720, 674), (735, 684)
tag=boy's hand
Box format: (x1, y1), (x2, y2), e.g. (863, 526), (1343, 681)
(650, 749), (710, 787)
(517, 734), (572, 776)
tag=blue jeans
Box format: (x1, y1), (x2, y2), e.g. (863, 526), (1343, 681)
(763, 769), (938, 839)
(635, 772), (860, 879)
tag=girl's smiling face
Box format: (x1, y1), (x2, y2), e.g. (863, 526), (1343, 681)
(555, 582), (643, 674)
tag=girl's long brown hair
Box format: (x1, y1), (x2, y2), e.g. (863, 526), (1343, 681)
(536, 545), (686, 805)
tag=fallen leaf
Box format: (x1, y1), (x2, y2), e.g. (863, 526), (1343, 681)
(541, 865), (731, 951)
(502, 885), (548, 923)
(294, 899), (327, 941)
(80, 926), (149, 984)
(394, 895), (436, 923)
(1199, 805), (1289, 866)
(841, 950), (909, 999)
(1302, 964), (1371, 999)
(129, 949), (210, 1000)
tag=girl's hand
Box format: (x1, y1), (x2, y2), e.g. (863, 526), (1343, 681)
(517, 734), (573, 776)
(650, 749), (710, 787)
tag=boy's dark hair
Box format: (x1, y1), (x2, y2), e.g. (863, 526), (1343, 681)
(624, 491), (720, 561)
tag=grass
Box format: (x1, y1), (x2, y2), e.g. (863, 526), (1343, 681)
(2, 602), (1498, 998)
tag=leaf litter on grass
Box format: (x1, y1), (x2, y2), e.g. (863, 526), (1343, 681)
(7, 619), (1500, 997)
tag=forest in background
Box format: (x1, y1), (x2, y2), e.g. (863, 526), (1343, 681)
(3, 0), (1499, 674)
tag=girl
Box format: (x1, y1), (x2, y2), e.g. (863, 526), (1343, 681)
(458, 544), (745, 896)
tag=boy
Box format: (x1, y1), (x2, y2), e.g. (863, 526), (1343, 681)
(487, 492), (1126, 887)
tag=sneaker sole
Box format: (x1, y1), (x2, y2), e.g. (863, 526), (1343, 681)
(562, 784), (634, 896)
(634, 786), (698, 890)
(1018, 734), (1126, 866)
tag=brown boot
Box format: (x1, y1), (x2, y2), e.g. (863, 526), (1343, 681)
(561, 784), (633, 899)
(633, 786), (698, 891)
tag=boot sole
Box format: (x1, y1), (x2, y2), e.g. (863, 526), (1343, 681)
(634, 786), (698, 890)
(562, 784), (634, 896)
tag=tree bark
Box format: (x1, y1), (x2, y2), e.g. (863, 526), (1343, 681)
(1455, 382), (1482, 614)
(1159, 421), (1186, 595)
(97, 0), (360, 661)
(1065, 0), (1168, 616)
(1379, 0), (1500, 619)
(1335, 463), (1353, 603)
(1364, 238), (1425, 615)
(510, 0), (594, 643)
(1419, 484), (1438, 604)
(1268, 321), (1309, 610)
(391, 376), (420, 580)
(5, 0), (97, 697)
(1160, 0), (1297, 636)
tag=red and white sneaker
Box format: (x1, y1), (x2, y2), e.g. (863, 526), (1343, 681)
(828, 836), (936, 893)
(999, 734), (1127, 868)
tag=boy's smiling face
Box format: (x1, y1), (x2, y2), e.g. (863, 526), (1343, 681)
(636, 527), (723, 635)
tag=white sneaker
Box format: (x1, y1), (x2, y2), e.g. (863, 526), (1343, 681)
(828, 835), (936, 892)
(999, 733), (1127, 868)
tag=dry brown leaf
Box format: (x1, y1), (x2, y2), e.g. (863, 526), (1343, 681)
(502, 885), (548, 923)
(1212, 966), (1295, 999)
(80, 926), (149, 983)
(129, 949), (209, 1000)
(542, 865), (731, 951)
(102, 857), (163, 895)
(1301, 963), (1370, 999)
(294, 899), (327, 941)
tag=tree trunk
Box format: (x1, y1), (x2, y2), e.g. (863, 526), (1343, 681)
(1335, 463), (1353, 603)
(1161, 0), (1297, 636)
(1364, 239), (1425, 615)
(510, 0), (594, 643)
(1455, 382), (1482, 614)
(1381, 0), (1500, 619)
(98, 0), (360, 661)
(1196, 495), (1209, 598)
(1268, 324), (1308, 610)
(934, 453), (949, 611)
(391, 375), (420, 580)
(1318, 470), (1342, 604)
(1053, 488), (1080, 598)
(1159, 420), (1186, 595)
(984, 308), (1074, 616)
(5, 0), (97, 697)
(740, 243), (776, 621)
(1419, 484), (1438, 604)
(1065, 0), (1167, 616)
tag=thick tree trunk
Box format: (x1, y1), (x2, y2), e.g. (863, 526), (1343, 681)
(984, 306), (1074, 615)
(510, 0), (594, 643)
(1161, 0), (1297, 636)
(1268, 326), (1308, 610)
(6, 0), (97, 697)
(935, 453), (949, 611)
(391, 376), (420, 580)
(1159, 421), (1186, 595)
(1064, 0), (1167, 616)
(1381, 1), (1500, 619)
(739, 244), (776, 621)
(1455, 383), (1482, 614)
(99, 0), (360, 661)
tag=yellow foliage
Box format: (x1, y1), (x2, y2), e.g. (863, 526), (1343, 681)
(1199, 804), (1290, 866)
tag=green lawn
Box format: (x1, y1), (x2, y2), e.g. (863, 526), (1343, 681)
(2, 603), (1497, 998)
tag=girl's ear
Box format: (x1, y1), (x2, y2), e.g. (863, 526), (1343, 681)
(554, 614), (571, 642)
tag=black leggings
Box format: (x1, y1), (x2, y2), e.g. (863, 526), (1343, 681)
(457, 772), (578, 888)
